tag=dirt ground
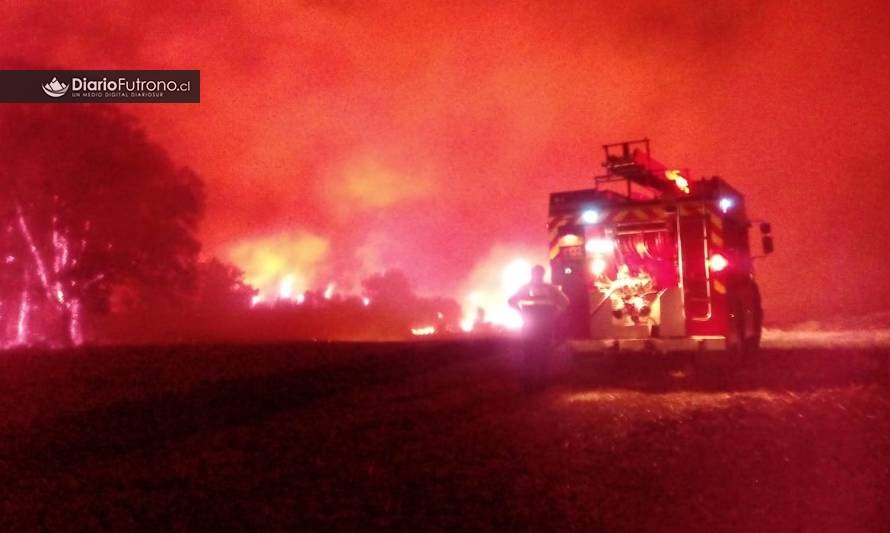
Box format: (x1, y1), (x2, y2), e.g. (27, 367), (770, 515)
(0, 340), (888, 531)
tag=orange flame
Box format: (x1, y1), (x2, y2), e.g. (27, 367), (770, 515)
(227, 231), (329, 303)
(664, 169), (690, 194)
(457, 246), (547, 332)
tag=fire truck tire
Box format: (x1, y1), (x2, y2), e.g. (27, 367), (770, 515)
(726, 297), (749, 364)
(747, 284), (763, 352)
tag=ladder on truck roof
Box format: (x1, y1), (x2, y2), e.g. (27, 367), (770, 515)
(595, 138), (690, 198)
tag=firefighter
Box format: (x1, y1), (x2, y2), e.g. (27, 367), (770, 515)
(508, 265), (570, 389)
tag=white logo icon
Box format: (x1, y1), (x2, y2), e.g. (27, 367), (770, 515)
(42, 77), (69, 98)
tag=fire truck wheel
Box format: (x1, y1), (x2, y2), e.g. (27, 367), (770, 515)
(726, 298), (749, 365)
(747, 285), (763, 352)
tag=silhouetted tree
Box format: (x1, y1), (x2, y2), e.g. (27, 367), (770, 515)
(0, 104), (204, 346)
(192, 258), (256, 312)
(362, 269), (414, 306)
(0, 222), (29, 345)
(360, 270), (462, 336)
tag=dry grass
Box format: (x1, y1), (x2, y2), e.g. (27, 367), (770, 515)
(0, 341), (887, 531)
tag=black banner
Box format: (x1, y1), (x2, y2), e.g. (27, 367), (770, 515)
(0, 70), (200, 103)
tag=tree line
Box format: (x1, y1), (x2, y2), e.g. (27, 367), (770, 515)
(0, 104), (458, 347)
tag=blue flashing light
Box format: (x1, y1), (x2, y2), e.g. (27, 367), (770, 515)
(581, 209), (599, 224)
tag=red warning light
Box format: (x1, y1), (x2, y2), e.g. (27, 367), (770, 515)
(709, 253), (729, 272)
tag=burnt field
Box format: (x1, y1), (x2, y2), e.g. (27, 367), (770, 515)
(0, 341), (888, 531)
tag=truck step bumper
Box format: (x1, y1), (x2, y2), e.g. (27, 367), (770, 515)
(568, 336), (727, 354)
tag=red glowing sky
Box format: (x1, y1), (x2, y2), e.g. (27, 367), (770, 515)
(4, 1), (890, 322)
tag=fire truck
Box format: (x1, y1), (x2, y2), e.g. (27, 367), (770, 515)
(549, 139), (773, 354)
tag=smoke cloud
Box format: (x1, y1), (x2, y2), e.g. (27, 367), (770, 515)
(4, 0), (889, 322)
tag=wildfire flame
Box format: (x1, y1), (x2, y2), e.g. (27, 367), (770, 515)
(411, 325), (436, 336)
(323, 282), (336, 300)
(458, 247), (546, 332)
(229, 236), (541, 337)
(227, 231), (328, 305)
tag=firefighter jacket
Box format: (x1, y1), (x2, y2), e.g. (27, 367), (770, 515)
(508, 283), (570, 312)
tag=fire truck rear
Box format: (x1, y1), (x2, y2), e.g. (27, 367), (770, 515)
(549, 139), (774, 354)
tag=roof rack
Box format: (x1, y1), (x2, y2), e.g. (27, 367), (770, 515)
(595, 138), (689, 197)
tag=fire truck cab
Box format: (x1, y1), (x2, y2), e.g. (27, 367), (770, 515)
(549, 139), (773, 354)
